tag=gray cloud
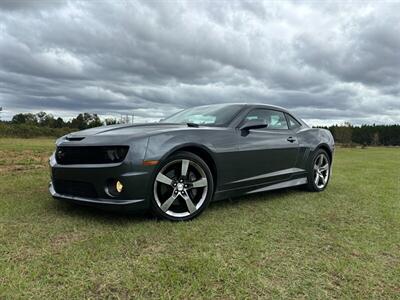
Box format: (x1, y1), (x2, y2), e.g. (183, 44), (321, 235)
(0, 0), (399, 125)
(0, 0), (64, 11)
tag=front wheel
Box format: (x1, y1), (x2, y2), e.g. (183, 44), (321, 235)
(306, 149), (331, 192)
(150, 151), (214, 221)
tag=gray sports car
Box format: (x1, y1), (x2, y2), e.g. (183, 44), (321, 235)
(49, 103), (334, 220)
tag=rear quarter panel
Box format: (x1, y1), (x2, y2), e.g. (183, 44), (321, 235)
(296, 127), (335, 169)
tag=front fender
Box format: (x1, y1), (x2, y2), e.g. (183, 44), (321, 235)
(144, 134), (216, 162)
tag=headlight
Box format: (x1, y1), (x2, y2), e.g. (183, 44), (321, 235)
(105, 147), (130, 163)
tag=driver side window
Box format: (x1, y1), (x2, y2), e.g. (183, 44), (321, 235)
(245, 109), (289, 130)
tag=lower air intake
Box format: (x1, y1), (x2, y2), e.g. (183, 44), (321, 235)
(53, 180), (98, 198)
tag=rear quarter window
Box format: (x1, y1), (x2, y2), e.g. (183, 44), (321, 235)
(286, 114), (302, 129)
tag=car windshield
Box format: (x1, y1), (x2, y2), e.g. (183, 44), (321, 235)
(161, 104), (244, 126)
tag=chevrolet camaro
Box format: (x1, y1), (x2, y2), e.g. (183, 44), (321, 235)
(49, 103), (334, 221)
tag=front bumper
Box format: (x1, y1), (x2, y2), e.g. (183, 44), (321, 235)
(49, 153), (154, 212)
(49, 182), (148, 212)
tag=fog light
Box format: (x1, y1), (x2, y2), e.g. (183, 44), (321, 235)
(116, 180), (124, 193)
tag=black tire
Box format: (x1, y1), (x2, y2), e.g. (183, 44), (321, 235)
(306, 149), (331, 192)
(150, 151), (214, 221)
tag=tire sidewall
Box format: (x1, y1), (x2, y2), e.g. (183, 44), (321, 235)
(149, 151), (214, 221)
(308, 149), (331, 192)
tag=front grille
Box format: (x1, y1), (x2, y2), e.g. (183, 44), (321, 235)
(55, 146), (129, 165)
(53, 180), (98, 198)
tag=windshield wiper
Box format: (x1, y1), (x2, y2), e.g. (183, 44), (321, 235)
(186, 122), (199, 128)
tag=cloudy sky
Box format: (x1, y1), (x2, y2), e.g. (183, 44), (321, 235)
(0, 1), (399, 125)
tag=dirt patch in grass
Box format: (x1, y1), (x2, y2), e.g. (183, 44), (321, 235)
(7, 246), (38, 263)
(50, 232), (88, 251)
(0, 150), (51, 175)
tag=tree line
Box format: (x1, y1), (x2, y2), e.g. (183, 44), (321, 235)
(0, 112), (120, 138)
(317, 123), (400, 146)
(8, 112), (109, 130)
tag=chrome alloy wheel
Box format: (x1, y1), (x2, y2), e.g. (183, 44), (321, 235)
(153, 159), (208, 218)
(313, 153), (330, 189)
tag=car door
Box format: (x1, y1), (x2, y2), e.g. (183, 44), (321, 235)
(232, 108), (300, 188)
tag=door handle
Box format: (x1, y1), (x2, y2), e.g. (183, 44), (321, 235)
(287, 137), (296, 143)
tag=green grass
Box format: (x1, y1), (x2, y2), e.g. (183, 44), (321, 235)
(0, 138), (399, 299)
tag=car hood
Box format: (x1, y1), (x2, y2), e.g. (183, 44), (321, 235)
(57, 123), (229, 147)
(66, 123), (190, 139)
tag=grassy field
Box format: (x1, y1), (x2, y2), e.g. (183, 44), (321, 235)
(0, 138), (399, 299)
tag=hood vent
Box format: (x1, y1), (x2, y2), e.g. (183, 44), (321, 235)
(66, 136), (85, 141)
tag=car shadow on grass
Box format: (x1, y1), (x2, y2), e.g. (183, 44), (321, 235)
(49, 186), (306, 223)
(51, 200), (153, 224)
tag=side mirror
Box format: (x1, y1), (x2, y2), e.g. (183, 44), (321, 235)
(240, 119), (268, 131)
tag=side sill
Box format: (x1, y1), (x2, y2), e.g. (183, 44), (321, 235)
(246, 177), (307, 194)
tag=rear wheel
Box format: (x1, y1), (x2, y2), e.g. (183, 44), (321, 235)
(150, 151), (214, 221)
(306, 149), (331, 192)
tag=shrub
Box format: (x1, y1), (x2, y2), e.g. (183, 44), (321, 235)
(0, 123), (74, 138)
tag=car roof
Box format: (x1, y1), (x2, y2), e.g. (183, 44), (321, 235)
(243, 103), (289, 112)
(171, 103), (308, 128)
(199, 103), (290, 113)
(213, 103), (308, 128)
